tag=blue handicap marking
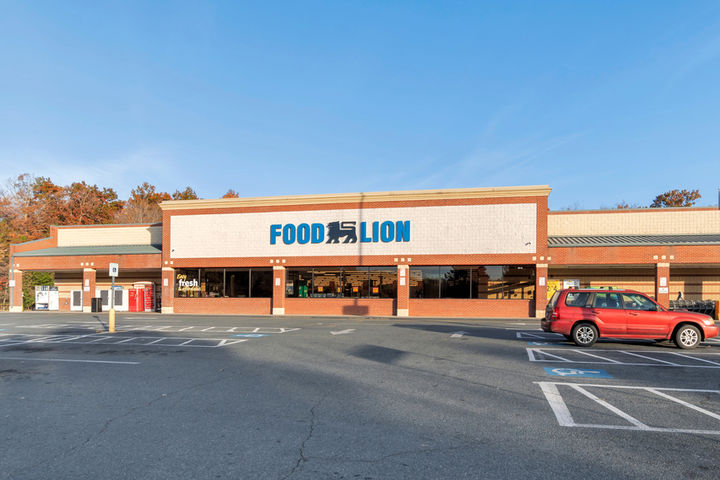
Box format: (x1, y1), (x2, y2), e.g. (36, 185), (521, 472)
(529, 341), (550, 346)
(232, 334), (267, 338)
(544, 367), (613, 379)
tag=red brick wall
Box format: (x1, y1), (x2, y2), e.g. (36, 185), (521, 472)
(285, 298), (396, 316)
(173, 297), (271, 315)
(550, 245), (720, 265)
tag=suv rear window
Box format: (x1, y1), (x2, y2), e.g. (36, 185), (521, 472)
(565, 292), (590, 307)
(548, 291), (560, 308)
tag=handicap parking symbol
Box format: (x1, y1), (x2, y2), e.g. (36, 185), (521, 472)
(544, 367), (613, 379)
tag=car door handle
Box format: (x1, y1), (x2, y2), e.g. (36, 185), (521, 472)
(629, 312), (639, 316)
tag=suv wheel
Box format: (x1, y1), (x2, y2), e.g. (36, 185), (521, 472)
(572, 323), (598, 347)
(674, 325), (701, 349)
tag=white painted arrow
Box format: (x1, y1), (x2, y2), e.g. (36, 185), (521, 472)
(331, 329), (356, 335)
(451, 331), (468, 338)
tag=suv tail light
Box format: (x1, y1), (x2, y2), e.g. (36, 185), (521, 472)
(551, 308), (559, 321)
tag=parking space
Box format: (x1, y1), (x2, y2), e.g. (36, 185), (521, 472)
(528, 347), (720, 368)
(537, 382), (720, 434)
(0, 333), (249, 348)
(4, 322), (301, 335)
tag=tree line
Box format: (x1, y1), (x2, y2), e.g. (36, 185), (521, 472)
(0, 173), (239, 307)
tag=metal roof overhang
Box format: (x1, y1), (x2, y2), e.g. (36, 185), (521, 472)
(548, 234), (720, 248)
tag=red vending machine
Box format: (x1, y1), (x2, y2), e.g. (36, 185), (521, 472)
(143, 284), (154, 312)
(132, 282), (155, 312)
(128, 288), (144, 312)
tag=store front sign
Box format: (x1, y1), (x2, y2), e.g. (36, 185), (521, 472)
(270, 221), (410, 245)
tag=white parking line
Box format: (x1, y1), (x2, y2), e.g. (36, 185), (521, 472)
(670, 351), (720, 366)
(0, 333), (249, 348)
(572, 349), (623, 364)
(622, 351), (680, 366)
(528, 347), (720, 368)
(569, 384), (648, 429)
(0, 356), (139, 365)
(538, 382), (720, 434)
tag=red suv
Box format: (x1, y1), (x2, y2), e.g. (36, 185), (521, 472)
(542, 288), (719, 349)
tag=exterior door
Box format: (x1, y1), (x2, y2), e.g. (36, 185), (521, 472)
(70, 290), (83, 311)
(591, 292), (626, 335)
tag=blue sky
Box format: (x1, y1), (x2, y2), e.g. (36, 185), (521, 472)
(1, 1), (720, 210)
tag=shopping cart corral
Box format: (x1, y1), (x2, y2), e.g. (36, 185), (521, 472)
(669, 299), (718, 319)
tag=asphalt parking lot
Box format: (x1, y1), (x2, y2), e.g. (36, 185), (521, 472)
(2, 312), (720, 480)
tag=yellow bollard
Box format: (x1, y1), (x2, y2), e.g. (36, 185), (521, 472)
(109, 308), (116, 333)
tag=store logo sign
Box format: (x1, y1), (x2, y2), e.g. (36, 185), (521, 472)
(270, 221), (410, 245)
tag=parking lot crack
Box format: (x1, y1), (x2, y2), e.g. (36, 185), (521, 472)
(280, 394), (327, 480)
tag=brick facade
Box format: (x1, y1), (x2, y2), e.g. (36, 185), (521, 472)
(8, 187), (720, 318)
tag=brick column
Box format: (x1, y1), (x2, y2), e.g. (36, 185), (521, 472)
(161, 267), (175, 314)
(656, 263), (670, 308)
(535, 264), (548, 318)
(396, 265), (409, 317)
(10, 269), (23, 312)
(82, 268), (96, 313)
(272, 266), (286, 315)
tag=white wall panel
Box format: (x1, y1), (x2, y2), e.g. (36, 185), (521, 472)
(170, 204), (537, 258)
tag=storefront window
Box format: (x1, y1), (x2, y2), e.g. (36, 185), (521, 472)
(200, 269), (224, 298)
(440, 266), (471, 298)
(286, 269), (313, 298)
(174, 268), (273, 298)
(311, 268), (343, 297)
(410, 267), (441, 298)
(503, 266), (535, 299)
(226, 269), (250, 298)
(472, 266), (505, 299)
(410, 265), (536, 300)
(343, 267), (368, 298)
(175, 269), (201, 298)
(368, 267), (396, 298)
(250, 269), (273, 298)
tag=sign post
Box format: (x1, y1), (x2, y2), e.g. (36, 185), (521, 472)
(108, 263), (119, 333)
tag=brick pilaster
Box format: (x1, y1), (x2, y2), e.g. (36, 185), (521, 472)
(10, 269), (23, 312)
(272, 266), (286, 315)
(535, 264), (548, 318)
(656, 263), (670, 308)
(161, 267), (175, 314)
(397, 265), (409, 316)
(82, 268), (96, 313)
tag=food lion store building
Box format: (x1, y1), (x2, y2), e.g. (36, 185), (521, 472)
(8, 186), (720, 318)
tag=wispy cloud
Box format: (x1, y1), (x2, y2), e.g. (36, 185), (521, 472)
(385, 131), (582, 191)
(0, 146), (181, 199)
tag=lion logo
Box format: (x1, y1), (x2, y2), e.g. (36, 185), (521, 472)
(326, 221), (357, 243)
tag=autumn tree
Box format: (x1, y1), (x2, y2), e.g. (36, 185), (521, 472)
(172, 186), (199, 200)
(115, 183), (200, 224)
(650, 189), (701, 208)
(0, 174), (123, 307)
(221, 189), (240, 198)
(114, 182), (172, 224)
